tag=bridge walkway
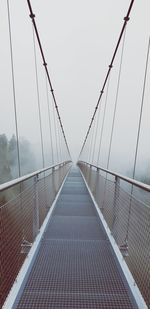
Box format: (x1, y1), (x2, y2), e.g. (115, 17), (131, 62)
(14, 167), (138, 308)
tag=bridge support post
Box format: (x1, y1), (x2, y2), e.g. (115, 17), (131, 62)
(112, 176), (120, 234)
(33, 175), (39, 239)
(115, 176), (120, 197)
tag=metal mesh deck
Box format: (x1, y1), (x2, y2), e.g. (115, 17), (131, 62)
(15, 168), (137, 308)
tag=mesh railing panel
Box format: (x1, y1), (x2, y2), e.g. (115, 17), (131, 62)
(0, 163), (70, 307)
(79, 163), (150, 308)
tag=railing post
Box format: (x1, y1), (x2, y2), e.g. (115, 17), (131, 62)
(52, 166), (56, 195)
(112, 175), (120, 233)
(33, 174), (39, 239)
(115, 175), (120, 198)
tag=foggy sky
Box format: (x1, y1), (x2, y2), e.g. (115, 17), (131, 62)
(0, 0), (150, 174)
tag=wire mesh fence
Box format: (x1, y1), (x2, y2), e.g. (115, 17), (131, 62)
(0, 162), (71, 307)
(78, 162), (150, 309)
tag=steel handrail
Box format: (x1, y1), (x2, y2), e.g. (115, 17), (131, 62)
(78, 161), (150, 192)
(0, 160), (72, 192)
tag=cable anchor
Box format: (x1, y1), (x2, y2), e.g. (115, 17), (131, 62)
(119, 239), (129, 257)
(21, 239), (32, 254)
(124, 16), (130, 22)
(29, 13), (35, 19)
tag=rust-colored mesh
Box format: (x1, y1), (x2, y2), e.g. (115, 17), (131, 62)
(79, 163), (150, 308)
(0, 164), (70, 307)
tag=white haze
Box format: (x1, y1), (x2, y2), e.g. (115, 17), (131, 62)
(0, 0), (150, 179)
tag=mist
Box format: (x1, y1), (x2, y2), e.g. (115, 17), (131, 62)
(0, 1), (150, 178)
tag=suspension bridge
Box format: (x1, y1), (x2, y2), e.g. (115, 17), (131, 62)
(0, 0), (150, 308)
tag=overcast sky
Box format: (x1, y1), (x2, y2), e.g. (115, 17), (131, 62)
(0, 0), (150, 174)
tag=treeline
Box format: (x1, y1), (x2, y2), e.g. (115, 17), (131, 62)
(0, 134), (36, 185)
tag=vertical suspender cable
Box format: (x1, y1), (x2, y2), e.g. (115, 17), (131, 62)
(27, 0), (71, 161)
(91, 105), (101, 163)
(52, 102), (59, 163)
(79, 0), (134, 161)
(97, 75), (111, 166)
(58, 124), (62, 162)
(107, 29), (126, 170)
(89, 119), (96, 163)
(87, 126), (93, 162)
(7, 0), (21, 177)
(45, 72), (54, 165)
(32, 26), (45, 168)
(87, 130), (93, 162)
(56, 118), (61, 162)
(7, 0), (27, 247)
(125, 37), (150, 243)
(132, 37), (150, 180)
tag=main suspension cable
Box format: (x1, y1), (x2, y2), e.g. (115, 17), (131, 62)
(26, 0), (71, 159)
(79, 0), (134, 160)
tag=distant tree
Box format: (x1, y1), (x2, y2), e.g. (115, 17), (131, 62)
(0, 134), (37, 203)
(8, 135), (20, 178)
(0, 134), (36, 184)
(0, 134), (12, 184)
(19, 137), (36, 175)
(138, 175), (150, 186)
(8, 134), (18, 166)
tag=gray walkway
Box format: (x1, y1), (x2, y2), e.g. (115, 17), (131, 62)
(15, 168), (137, 308)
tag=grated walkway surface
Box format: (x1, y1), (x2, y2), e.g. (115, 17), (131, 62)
(15, 168), (138, 308)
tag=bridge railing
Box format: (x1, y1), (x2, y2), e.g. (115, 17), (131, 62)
(0, 161), (71, 307)
(78, 161), (150, 308)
